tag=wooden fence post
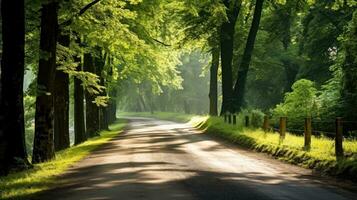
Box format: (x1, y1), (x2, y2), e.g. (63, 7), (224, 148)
(335, 117), (344, 159)
(263, 115), (269, 132)
(233, 115), (237, 125)
(304, 117), (312, 150)
(245, 116), (250, 127)
(279, 117), (287, 141)
(228, 114), (232, 124)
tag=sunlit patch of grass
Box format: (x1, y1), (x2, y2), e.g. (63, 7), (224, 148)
(0, 119), (127, 200)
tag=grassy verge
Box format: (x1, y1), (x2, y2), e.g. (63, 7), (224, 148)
(198, 116), (357, 181)
(122, 112), (357, 181)
(0, 119), (127, 200)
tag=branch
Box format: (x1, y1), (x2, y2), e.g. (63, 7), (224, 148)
(79, 0), (101, 16)
(152, 38), (171, 47)
(60, 0), (102, 28)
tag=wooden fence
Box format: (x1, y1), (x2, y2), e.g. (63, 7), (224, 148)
(223, 114), (357, 160)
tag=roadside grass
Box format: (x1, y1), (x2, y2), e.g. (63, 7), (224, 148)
(0, 119), (127, 200)
(198, 116), (357, 180)
(122, 112), (357, 181)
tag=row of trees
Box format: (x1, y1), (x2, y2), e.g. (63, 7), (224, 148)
(0, 0), (183, 175)
(1, 0), (356, 176)
(179, 0), (356, 121)
(105, 0), (356, 123)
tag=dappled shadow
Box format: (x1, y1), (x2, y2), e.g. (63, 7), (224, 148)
(34, 161), (357, 200)
(32, 118), (357, 200)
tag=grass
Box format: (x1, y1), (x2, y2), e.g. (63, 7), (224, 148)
(122, 112), (357, 181)
(0, 119), (127, 200)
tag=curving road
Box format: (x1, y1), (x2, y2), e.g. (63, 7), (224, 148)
(39, 117), (357, 200)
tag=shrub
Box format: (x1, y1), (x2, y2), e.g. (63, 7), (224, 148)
(273, 79), (319, 129)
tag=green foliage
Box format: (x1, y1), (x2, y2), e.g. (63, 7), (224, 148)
(273, 79), (318, 123)
(318, 63), (343, 118)
(118, 52), (210, 114)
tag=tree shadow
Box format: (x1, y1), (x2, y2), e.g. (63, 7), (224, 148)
(24, 118), (357, 200)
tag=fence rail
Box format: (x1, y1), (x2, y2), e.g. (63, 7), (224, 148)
(222, 113), (357, 160)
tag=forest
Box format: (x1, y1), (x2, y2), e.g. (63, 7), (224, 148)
(0, 0), (357, 192)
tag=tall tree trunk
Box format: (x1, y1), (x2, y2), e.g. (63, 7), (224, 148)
(108, 89), (117, 123)
(32, 1), (59, 164)
(74, 54), (87, 145)
(232, 0), (264, 111)
(107, 59), (117, 124)
(53, 33), (70, 151)
(220, 0), (242, 115)
(84, 53), (100, 137)
(0, 0), (29, 175)
(209, 47), (219, 116)
(94, 54), (109, 130)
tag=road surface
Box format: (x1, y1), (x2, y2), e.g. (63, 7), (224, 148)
(39, 117), (357, 200)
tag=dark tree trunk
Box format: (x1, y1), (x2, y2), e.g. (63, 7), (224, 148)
(209, 47), (219, 116)
(54, 33), (70, 151)
(84, 53), (100, 137)
(106, 57), (117, 124)
(32, 1), (59, 164)
(108, 89), (117, 124)
(94, 55), (109, 131)
(220, 0), (242, 115)
(0, 0), (29, 175)
(232, 0), (264, 111)
(74, 55), (87, 145)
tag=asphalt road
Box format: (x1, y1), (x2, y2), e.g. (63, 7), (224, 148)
(39, 117), (357, 200)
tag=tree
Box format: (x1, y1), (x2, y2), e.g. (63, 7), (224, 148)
(84, 53), (100, 137)
(74, 52), (87, 145)
(0, 0), (29, 175)
(32, 0), (59, 163)
(220, 0), (242, 114)
(53, 33), (70, 151)
(209, 46), (219, 116)
(232, 0), (264, 111)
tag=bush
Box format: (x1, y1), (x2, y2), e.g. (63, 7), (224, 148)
(273, 79), (318, 129)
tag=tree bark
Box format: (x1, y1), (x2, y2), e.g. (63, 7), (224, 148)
(53, 33), (70, 151)
(0, 0), (29, 175)
(74, 54), (87, 145)
(108, 88), (117, 124)
(32, 1), (59, 164)
(220, 0), (242, 115)
(84, 53), (100, 137)
(107, 60), (117, 124)
(94, 54), (109, 131)
(209, 47), (219, 116)
(232, 0), (264, 111)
